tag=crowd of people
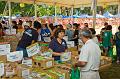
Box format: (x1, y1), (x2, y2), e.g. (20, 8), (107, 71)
(0, 19), (120, 79)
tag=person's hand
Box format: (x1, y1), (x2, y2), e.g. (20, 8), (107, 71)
(73, 63), (78, 69)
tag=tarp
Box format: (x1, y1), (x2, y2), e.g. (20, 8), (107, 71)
(1, 0), (120, 8)
(103, 11), (115, 18)
(89, 14), (105, 18)
(115, 14), (120, 18)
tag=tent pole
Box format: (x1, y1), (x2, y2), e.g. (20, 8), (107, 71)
(92, 0), (97, 29)
(8, 1), (11, 26)
(118, 1), (120, 14)
(55, 3), (57, 23)
(71, 6), (74, 25)
(34, 3), (37, 20)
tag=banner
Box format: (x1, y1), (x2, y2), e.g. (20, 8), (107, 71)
(22, 59), (32, 67)
(7, 51), (23, 62)
(26, 43), (40, 57)
(0, 44), (10, 55)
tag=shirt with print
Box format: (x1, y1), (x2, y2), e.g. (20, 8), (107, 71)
(17, 28), (38, 48)
(79, 39), (101, 71)
(49, 38), (67, 53)
(40, 28), (51, 41)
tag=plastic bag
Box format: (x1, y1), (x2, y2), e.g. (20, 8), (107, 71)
(70, 67), (80, 79)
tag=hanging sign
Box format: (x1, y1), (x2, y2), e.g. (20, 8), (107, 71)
(0, 44), (10, 55)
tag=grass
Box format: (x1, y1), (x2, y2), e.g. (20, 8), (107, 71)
(100, 63), (120, 79)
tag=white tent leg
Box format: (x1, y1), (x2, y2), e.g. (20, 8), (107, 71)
(34, 3), (37, 20)
(92, 0), (97, 29)
(71, 6), (74, 25)
(118, 1), (120, 14)
(8, 1), (11, 26)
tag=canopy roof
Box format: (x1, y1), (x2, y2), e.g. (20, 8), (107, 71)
(1, 0), (120, 8)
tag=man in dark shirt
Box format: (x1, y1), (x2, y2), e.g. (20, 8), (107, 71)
(72, 23), (79, 46)
(16, 21), (41, 58)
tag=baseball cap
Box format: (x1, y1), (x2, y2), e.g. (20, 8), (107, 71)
(22, 22), (30, 27)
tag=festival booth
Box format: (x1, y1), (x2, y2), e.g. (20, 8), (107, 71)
(0, 0), (120, 79)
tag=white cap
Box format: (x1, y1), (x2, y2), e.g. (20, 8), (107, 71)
(22, 22), (30, 27)
(53, 22), (59, 26)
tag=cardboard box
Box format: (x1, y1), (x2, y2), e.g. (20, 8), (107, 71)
(71, 51), (79, 56)
(33, 56), (54, 69)
(47, 70), (64, 79)
(47, 67), (70, 79)
(55, 68), (70, 79)
(68, 47), (77, 51)
(0, 55), (7, 63)
(17, 64), (31, 78)
(4, 62), (18, 78)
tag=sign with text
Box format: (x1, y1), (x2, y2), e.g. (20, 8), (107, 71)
(7, 51), (23, 62)
(26, 43), (40, 57)
(22, 59), (32, 67)
(0, 63), (4, 76)
(61, 52), (71, 62)
(66, 41), (74, 48)
(5, 29), (16, 35)
(0, 44), (10, 55)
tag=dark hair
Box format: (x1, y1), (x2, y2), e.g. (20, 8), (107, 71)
(118, 26), (120, 31)
(106, 25), (112, 30)
(12, 21), (17, 25)
(57, 24), (63, 29)
(89, 28), (96, 35)
(54, 28), (65, 38)
(81, 29), (92, 39)
(33, 21), (41, 29)
(18, 20), (23, 25)
(101, 28), (106, 30)
(49, 23), (55, 31)
(104, 22), (108, 26)
(73, 23), (79, 28)
(84, 23), (88, 27)
(2, 21), (5, 24)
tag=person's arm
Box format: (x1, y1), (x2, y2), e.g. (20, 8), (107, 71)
(75, 61), (87, 67)
(52, 52), (62, 56)
(73, 47), (89, 68)
(47, 24), (53, 35)
(32, 31), (39, 44)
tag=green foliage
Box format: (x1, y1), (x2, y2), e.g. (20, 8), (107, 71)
(0, 1), (119, 16)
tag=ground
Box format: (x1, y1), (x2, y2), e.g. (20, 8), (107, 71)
(100, 63), (120, 79)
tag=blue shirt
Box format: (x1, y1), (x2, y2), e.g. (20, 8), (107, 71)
(40, 28), (51, 41)
(65, 29), (74, 41)
(49, 38), (67, 60)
